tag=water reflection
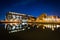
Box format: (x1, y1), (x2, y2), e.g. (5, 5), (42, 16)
(1, 22), (60, 33)
(43, 24), (60, 31)
(5, 23), (29, 33)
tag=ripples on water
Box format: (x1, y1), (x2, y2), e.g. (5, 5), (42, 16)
(0, 23), (60, 33)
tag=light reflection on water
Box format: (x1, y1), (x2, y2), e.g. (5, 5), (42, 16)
(0, 23), (60, 33)
(4, 23), (29, 33)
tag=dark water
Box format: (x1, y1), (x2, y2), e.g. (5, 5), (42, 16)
(0, 24), (60, 40)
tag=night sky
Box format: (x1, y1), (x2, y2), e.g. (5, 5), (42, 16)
(0, 0), (60, 20)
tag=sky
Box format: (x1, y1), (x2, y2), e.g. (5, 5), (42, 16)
(0, 0), (60, 20)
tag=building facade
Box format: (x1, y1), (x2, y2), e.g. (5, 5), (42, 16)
(36, 13), (60, 30)
(5, 12), (35, 33)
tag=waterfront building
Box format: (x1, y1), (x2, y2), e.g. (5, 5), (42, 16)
(5, 12), (35, 32)
(36, 13), (60, 30)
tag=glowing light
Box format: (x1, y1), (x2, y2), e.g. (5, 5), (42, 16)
(22, 23), (25, 25)
(28, 27), (30, 29)
(13, 15), (15, 19)
(43, 27), (45, 29)
(10, 19), (13, 21)
(43, 24), (59, 30)
(12, 26), (15, 30)
(37, 26), (39, 28)
(52, 27), (54, 31)
(10, 23), (13, 26)
(57, 25), (60, 28)
(22, 29), (25, 30)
